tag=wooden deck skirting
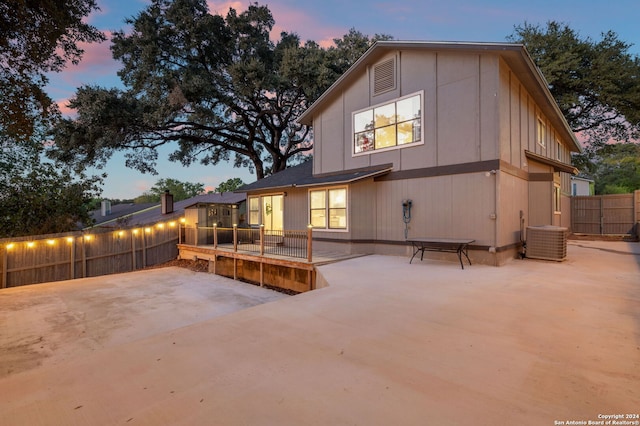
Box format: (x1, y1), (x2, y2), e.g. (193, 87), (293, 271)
(177, 244), (316, 293)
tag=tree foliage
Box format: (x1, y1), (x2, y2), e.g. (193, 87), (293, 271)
(508, 21), (640, 149)
(509, 22), (640, 191)
(0, 0), (106, 237)
(589, 143), (640, 194)
(216, 178), (245, 193)
(0, 142), (102, 238)
(50, 0), (389, 179)
(0, 0), (105, 141)
(133, 178), (204, 203)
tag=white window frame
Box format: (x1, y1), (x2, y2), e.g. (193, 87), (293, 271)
(352, 90), (424, 157)
(248, 196), (260, 226)
(537, 117), (546, 148)
(308, 187), (348, 232)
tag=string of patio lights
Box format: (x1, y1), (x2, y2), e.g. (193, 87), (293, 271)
(3, 218), (186, 250)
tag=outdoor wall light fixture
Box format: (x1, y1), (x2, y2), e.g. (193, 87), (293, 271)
(169, 221), (176, 227)
(144, 228), (152, 234)
(27, 241), (35, 248)
(6, 243), (14, 250)
(66, 237), (74, 243)
(157, 223), (164, 229)
(485, 170), (497, 177)
(47, 239), (55, 245)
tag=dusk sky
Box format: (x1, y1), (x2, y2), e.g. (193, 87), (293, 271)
(47, 0), (640, 199)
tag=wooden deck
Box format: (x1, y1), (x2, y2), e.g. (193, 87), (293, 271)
(177, 243), (363, 292)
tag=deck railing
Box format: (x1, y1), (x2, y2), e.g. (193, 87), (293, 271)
(183, 225), (313, 261)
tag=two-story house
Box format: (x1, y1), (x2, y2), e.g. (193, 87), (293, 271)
(240, 41), (580, 265)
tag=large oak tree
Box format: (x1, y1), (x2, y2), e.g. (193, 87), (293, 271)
(0, 0), (105, 237)
(51, 0), (389, 179)
(0, 0), (105, 141)
(509, 22), (640, 182)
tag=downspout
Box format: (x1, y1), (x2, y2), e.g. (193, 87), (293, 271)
(486, 169), (499, 266)
(493, 169), (499, 266)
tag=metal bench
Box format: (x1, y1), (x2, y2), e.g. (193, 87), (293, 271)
(407, 238), (475, 269)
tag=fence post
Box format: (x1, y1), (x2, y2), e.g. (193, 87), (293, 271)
(141, 228), (147, 268)
(1, 246), (7, 289)
(213, 224), (218, 249)
(260, 225), (265, 256)
(81, 233), (87, 278)
(307, 224), (313, 262)
(233, 224), (238, 252)
(69, 236), (76, 280)
(131, 231), (137, 271)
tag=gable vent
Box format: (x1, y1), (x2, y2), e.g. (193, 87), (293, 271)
(373, 58), (396, 95)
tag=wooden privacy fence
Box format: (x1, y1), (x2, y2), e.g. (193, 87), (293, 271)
(571, 191), (640, 236)
(1, 220), (181, 289)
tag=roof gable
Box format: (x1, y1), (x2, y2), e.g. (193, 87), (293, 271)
(297, 40), (580, 153)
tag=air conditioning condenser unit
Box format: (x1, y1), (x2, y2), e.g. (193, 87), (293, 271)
(526, 226), (568, 261)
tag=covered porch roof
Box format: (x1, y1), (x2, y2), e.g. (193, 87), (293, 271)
(239, 161), (393, 193)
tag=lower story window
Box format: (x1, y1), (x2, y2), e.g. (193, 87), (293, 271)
(554, 183), (561, 213)
(309, 187), (347, 230)
(248, 197), (260, 225)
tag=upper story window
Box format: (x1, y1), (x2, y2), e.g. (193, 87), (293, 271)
(353, 91), (423, 155)
(536, 117), (546, 148)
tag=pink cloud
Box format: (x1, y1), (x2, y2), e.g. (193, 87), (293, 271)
(57, 98), (77, 118)
(268, 4), (343, 47)
(207, 1), (246, 15)
(206, 1), (343, 48)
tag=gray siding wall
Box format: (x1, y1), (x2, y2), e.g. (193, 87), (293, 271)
(304, 48), (576, 250)
(282, 188), (309, 230)
(312, 51), (501, 176)
(498, 59), (574, 230)
(375, 173), (496, 246)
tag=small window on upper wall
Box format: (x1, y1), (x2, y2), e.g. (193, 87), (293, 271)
(353, 92), (423, 155)
(537, 118), (546, 148)
(556, 139), (562, 161)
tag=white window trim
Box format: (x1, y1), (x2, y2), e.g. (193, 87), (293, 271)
(352, 90), (425, 157)
(537, 116), (546, 148)
(247, 192), (286, 226)
(308, 186), (349, 232)
(247, 195), (260, 226)
(553, 179), (562, 214)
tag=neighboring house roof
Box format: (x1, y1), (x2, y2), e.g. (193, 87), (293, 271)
(89, 193), (247, 229)
(297, 40), (581, 154)
(239, 161), (393, 192)
(570, 176), (595, 183)
(181, 192), (247, 209)
(89, 202), (157, 226)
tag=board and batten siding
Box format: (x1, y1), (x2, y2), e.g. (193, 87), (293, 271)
(374, 172), (495, 246)
(498, 59), (574, 228)
(311, 50), (502, 177)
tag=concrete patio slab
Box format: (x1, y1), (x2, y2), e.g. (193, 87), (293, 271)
(0, 240), (638, 425)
